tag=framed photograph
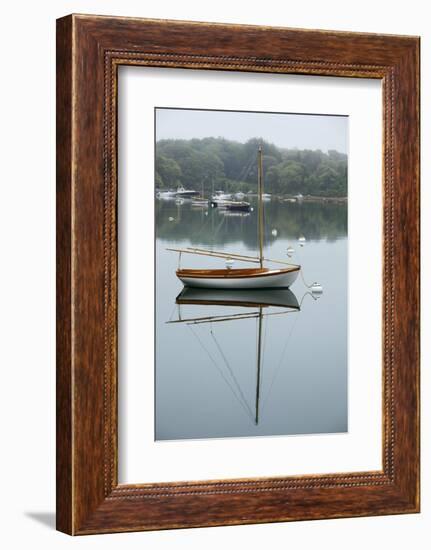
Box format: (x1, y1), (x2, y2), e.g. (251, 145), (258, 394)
(56, 14), (420, 534)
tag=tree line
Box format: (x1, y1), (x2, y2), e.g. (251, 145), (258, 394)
(156, 137), (347, 197)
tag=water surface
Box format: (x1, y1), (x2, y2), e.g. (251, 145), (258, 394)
(155, 198), (347, 440)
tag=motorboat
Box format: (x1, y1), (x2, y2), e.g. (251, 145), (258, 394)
(175, 186), (200, 198)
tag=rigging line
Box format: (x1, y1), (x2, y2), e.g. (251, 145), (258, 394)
(210, 215), (227, 247)
(242, 153), (254, 180)
(260, 309), (301, 414)
(299, 266), (320, 290)
(188, 324), (252, 421)
(237, 153), (255, 182)
(298, 290), (320, 308)
(197, 208), (211, 232)
(168, 302), (178, 323)
(209, 327), (255, 422)
(294, 245), (319, 290)
(187, 324), (253, 422)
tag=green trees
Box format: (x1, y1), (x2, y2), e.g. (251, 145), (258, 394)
(156, 138), (347, 197)
(266, 160), (305, 194)
(155, 154), (182, 189)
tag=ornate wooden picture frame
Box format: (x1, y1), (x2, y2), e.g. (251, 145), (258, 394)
(56, 14), (420, 535)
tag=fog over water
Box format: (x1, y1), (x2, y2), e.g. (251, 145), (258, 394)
(156, 108), (348, 153)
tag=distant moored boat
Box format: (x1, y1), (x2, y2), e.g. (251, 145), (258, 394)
(157, 190), (177, 199)
(210, 191), (232, 206)
(218, 200), (251, 212)
(176, 186), (200, 198)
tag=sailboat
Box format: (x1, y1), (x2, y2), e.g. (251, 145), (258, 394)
(167, 146), (301, 289)
(191, 180), (209, 207)
(169, 287), (301, 425)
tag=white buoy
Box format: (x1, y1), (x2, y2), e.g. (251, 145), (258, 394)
(168, 217), (174, 222)
(311, 282), (323, 294)
(287, 246), (295, 256)
(225, 258), (235, 269)
(298, 235), (306, 243)
(271, 229), (278, 237)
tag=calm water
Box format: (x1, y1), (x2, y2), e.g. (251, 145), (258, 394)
(155, 198), (347, 440)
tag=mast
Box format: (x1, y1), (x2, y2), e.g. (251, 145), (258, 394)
(255, 306), (263, 425)
(257, 145), (264, 268)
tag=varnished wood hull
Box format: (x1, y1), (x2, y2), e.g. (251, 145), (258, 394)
(176, 266), (300, 289)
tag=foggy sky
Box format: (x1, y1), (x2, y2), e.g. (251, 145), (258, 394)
(156, 108), (348, 154)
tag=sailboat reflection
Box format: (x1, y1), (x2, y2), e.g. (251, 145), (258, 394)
(175, 287), (300, 310)
(167, 287), (320, 426)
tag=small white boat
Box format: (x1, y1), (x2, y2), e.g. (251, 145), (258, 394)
(262, 193), (272, 201)
(235, 191), (245, 200)
(211, 191), (232, 204)
(157, 190), (177, 199)
(176, 186), (200, 198)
